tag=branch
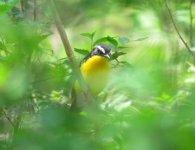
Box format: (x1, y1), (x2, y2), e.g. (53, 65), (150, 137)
(1, 108), (15, 128)
(50, 0), (92, 104)
(21, 0), (25, 17)
(190, 0), (193, 47)
(50, 1), (76, 66)
(33, 0), (37, 21)
(165, 0), (195, 59)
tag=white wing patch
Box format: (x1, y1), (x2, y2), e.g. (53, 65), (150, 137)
(96, 45), (105, 54)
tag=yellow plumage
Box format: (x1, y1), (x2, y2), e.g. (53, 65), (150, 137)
(80, 55), (109, 95)
(70, 44), (111, 111)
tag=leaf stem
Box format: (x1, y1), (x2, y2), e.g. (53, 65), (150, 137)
(165, 0), (195, 60)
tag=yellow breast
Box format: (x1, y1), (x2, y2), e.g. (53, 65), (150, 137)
(80, 55), (109, 94)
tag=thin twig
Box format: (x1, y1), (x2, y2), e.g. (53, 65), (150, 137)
(165, 0), (195, 59)
(50, 0), (77, 66)
(33, 0), (37, 21)
(112, 58), (120, 68)
(190, 0), (193, 47)
(50, 0), (92, 104)
(1, 108), (15, 128)
(21, 0), (25, 16)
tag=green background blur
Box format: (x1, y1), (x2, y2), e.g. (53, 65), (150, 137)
(1, 0), (195, 150)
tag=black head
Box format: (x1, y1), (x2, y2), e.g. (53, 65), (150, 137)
(91, 44), (111, 59)
(80, 44), (111, 66)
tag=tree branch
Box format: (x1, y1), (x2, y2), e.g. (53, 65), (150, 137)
(1, 108), (15, 128)
(50, 0), (92, 105)
(190, 0), (193, 47)
(21, 0), (25, 17)
(33, 0), (37, 21)
(165, 0), (195, 59)
(50, 1), (76, 66)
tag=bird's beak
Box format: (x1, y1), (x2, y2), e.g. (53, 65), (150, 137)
(104, 54), (110, 59)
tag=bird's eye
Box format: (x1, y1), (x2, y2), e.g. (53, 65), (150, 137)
(96, 46), (105, 54)
(97, 49), (105, 54)
(92, 45), (110, 56)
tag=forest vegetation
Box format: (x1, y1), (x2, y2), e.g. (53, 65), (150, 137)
(0, 0), (195, 150)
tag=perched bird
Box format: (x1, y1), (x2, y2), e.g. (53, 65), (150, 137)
(80, 44), (111, 94)
(71, 44), (111, 111)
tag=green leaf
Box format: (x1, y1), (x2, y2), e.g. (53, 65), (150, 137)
(80, 32), (95, 40)
(117, 46), (129, 49)
(0, 5), (10, 14)
(0, 56), (6, 62)
(118, 37), (129, 45)
(74, 48), (89, 56)
(93, 36), (118, 47)
(116, 52), (126, 57)
(110, 52), (126, 60)
(107, 36), (118, 47)
(120, 61), (132, 68)
(0, 41), (6, 50)
(0, 0), (19, 14)
(93, 37), (108, 46)
(37, 34), (51, 44)
(134, 36), (148, 41)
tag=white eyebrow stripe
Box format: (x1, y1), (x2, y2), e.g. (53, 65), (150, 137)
(96, 45), (105, 54)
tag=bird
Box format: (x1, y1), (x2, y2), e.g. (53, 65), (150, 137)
(70, 44), (111, 111)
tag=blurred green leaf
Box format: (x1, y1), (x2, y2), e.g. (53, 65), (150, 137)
(0, 0), (19, 14)
(0, 64), (8, 85)
(134, 36), (149, 41)
(74, 48), (89, 55)
(0, 41), (6, 50)
(80, 32), (95, 40)
(117, 46), (129, 50)
(0, 1), (195, 150)
(118, 37), (129, 45)
(120, 61), (132, 67)
(110, 52), (126, 60)
(93, 37), (107, 45)
(107, 36), (118, 47)
(93, 36), (118, 47)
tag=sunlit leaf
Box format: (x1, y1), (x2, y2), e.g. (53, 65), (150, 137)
(107, 36), (118, 47)
(80, 32), (95, 40)
(93, 37), (108, 45)
(93, 36), (118, 47)
(74, 48), (89, 55)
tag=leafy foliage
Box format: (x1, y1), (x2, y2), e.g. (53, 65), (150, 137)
(0, 0), (19, 15)
(1, 0), (195, 150)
